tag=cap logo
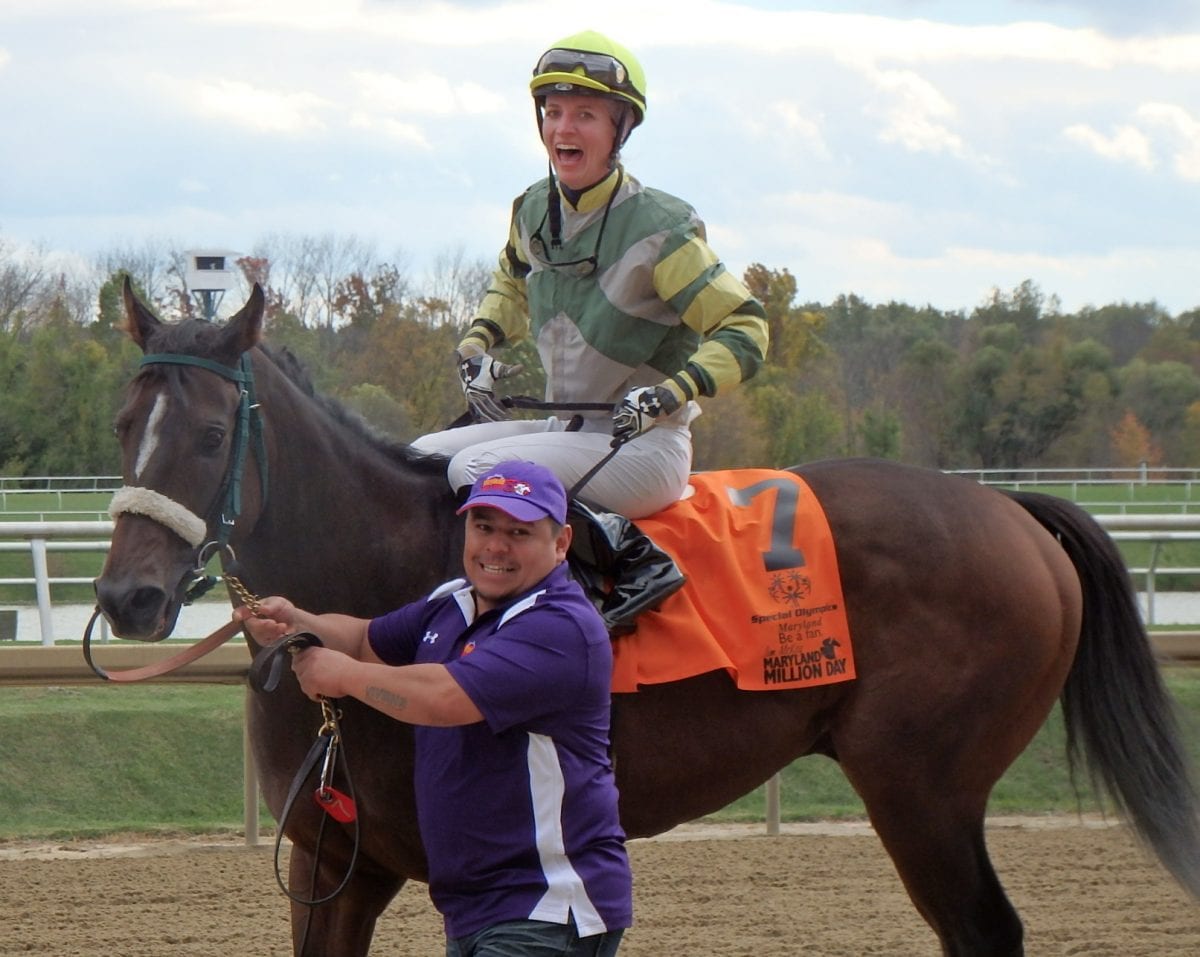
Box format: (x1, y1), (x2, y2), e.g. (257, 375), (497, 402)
(481, 475), (533, 497)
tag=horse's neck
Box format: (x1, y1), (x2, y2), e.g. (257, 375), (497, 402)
(239, 365), (460, 615)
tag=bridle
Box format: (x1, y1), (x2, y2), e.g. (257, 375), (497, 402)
(85, 350), (268, 680)
(127, 351), (269, 593)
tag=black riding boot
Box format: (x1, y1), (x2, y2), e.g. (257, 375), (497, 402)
(567, 501), (686, 636)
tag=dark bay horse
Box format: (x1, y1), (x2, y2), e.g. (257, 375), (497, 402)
(94, 280), (1200, 957)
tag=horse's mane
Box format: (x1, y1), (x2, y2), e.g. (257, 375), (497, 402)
(142, 318), (449, 479)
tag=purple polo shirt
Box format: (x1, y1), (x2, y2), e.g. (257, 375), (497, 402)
(367, 562), (632, 940)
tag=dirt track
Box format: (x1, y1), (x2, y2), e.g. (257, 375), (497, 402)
(1, 820), (1197, 956)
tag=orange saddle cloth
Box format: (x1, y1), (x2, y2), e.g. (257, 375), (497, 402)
(610, 469), (856, 693)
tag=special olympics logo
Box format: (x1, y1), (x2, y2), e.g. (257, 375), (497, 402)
(768, 571), (812, 605)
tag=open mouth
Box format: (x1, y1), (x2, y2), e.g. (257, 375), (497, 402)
(554, 144), (584, 165)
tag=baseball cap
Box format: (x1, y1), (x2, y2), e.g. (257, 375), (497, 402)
(456, 460), (568, 525)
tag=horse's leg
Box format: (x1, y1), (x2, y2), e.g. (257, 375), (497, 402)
(848, 772), (1023, 957)
(287, 847), (403, 957)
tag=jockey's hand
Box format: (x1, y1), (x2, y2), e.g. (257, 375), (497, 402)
(457, 350), (523, 423)
(611, 385), (680, 444)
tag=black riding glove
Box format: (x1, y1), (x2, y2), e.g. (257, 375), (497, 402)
(611, 385), (681, 444)
(457, 351), (523, 423)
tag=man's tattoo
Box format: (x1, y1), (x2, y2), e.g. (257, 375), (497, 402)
(366, 686), (408, 711)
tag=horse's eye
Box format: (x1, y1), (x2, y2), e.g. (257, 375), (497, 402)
(201, 427), (227, 451)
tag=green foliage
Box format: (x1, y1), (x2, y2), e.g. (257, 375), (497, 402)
(5, 235), (1200, 474)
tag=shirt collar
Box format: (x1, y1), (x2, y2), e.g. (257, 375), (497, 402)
(458, 562), (572, 625)
(560, 166), (622, 214)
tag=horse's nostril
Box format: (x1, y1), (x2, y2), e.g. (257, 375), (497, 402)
(94, 579), (170, 638)
(128, 586), (166, 615)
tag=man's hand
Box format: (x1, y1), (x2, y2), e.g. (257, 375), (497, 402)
(291, 646), (357, 702)
(233, 596), (294, 644)
(611, 385), (681, 443)
(458, 352), (523, 422)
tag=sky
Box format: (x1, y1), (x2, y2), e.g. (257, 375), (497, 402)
(2, 0), (1200, 316)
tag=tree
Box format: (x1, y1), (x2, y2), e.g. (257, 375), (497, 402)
(1110, 411), (1161, 468)
(690, 390), (769, 470)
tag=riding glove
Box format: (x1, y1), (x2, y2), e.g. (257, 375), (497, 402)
(611, 386), (681, 443)
(457, 350), (523, 422)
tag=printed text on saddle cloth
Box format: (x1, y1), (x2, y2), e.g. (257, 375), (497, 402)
(611, 470), (856, 693)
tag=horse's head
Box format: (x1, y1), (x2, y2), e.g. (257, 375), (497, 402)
(94, 278), (266, 640)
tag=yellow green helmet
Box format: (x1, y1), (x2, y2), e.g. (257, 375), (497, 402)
(530, 30), (646, 126)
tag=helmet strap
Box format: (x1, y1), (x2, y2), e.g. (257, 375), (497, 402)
(547, 160), (564, 249)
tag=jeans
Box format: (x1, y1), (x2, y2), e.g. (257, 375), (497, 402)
(445, 919), (625, 957)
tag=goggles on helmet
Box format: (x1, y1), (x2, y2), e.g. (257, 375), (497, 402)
(533, 48), (638, 98)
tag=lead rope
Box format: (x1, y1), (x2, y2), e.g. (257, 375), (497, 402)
(258, 632), (361, 956)
(202, 574), (362, 951)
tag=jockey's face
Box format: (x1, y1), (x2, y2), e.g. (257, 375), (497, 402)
(462, 506), (571, 613)
(541, 93), (619, 191)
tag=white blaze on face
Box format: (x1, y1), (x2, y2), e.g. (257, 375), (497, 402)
(134, 391), (169, 480)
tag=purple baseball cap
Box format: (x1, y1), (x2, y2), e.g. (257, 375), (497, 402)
(456, 460), (568, 525)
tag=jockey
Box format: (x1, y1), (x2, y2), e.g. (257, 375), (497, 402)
(412, 29), (769, 633)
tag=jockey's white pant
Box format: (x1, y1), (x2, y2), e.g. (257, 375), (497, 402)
(410, 413), (695, 519)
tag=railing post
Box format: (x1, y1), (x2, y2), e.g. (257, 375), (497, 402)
(1145, 541), (1161, 626)
(765, 773), (781, 836)
(243, 686), (260, 846)
(31, 537), (54, 646)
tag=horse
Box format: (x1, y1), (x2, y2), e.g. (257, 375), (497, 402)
(93, 279), (1200, 957)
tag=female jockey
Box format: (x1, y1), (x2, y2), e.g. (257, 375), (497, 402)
(413, 30), (769, 632)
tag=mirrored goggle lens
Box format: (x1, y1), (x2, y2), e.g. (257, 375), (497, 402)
(534, 49), (631, 93)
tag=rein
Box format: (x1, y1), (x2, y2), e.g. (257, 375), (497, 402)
(450, 394), (629, 499)
(82, 568), (258, 682)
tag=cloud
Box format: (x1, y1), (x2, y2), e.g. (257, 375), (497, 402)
(866, 68), (965, 156)
(1136, 102), (1200, 180)
(347, 112), (431, 149)
(1021, 0), (1200, 36)
(350, 70), (507, 116)
(173, 77), (333, 135)
(1063, 122), (1155, 169)
(1064, 102), (1200, 180)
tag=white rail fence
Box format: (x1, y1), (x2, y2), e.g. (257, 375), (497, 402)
(2, 512), (1198, 843)
(5, 516), (1200, 643)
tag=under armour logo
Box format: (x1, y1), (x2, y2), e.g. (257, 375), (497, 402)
(422, 631), (439, 644)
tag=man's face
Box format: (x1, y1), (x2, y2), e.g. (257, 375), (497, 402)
(462, 506), (572, 613)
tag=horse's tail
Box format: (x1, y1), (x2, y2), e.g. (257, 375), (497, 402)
(1008, 489), (1200, 898)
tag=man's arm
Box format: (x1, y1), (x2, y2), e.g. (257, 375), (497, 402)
(234, 596), (382, 664)
(292, 652), (483, 727)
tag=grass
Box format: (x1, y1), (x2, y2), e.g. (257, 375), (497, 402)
(1, 671), (1197, 841)
(0, 684), (262, 841)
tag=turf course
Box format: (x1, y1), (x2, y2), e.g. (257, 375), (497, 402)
(1, 671), (1196, 840)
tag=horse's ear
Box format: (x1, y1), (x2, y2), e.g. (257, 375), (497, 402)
(216, 284), (265, 360)
(122, 275), (161, 353)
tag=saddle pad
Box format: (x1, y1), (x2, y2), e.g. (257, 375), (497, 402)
(611, 469), (856, 693)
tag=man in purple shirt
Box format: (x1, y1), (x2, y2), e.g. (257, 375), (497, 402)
(240, 460), (631, 956)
